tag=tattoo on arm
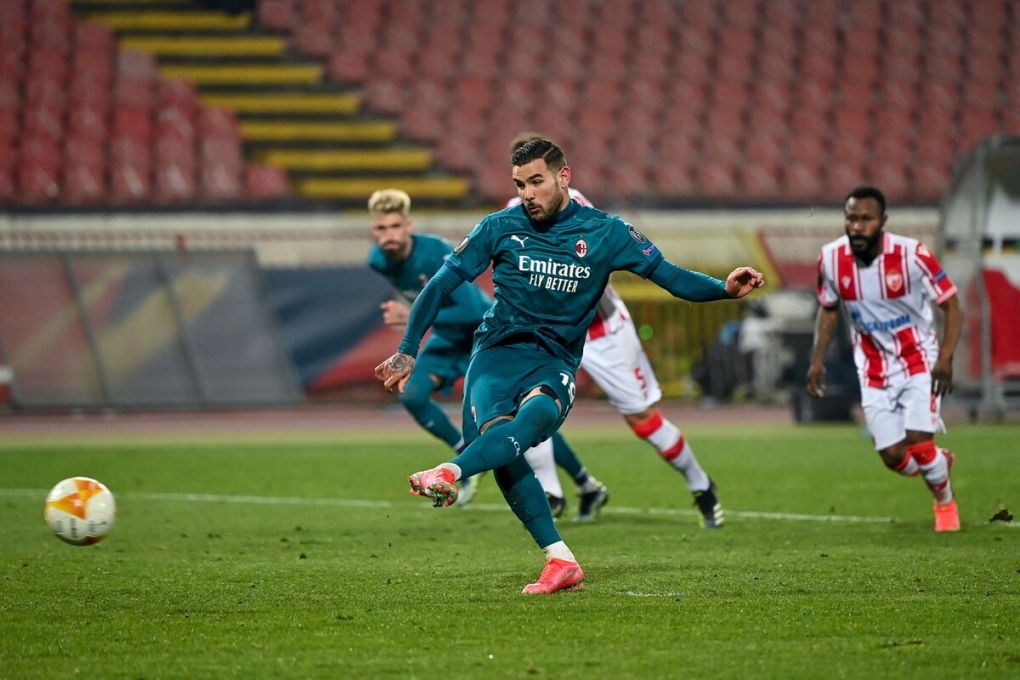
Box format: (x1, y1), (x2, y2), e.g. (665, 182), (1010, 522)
(388, 354), (412, 372)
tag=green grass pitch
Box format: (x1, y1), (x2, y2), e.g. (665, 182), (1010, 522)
(1, 421), (1018, 678)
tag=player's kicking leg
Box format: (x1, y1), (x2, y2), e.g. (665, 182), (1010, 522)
(408, 347), (585, 593)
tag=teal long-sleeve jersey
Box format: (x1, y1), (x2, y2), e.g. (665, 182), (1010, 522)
(368, 233), (492, 346)
(397, 200), (731, 370)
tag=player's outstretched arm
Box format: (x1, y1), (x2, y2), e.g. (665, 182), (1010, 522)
(647, 260), (765, 302)
(932, 294), (963, 397)
(805, 306), (840, 398)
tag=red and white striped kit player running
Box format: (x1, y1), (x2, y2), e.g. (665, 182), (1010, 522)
(504, 133), (723, 528)
(807, 186), (963, 532)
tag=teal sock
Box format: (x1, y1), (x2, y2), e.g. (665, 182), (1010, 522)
(494, 454), (562, 548)
(451, 395), (560, 478)
(399, 373), (461, 449)
(551, 430), (590, 485)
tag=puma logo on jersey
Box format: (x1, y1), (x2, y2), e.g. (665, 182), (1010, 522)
(509, 235), (529, 247)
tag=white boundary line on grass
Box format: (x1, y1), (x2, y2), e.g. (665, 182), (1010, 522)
(0, 488), (909, 524)
(9, 487), (1015, 527)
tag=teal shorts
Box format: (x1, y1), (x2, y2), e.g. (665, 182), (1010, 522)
(462, 339), (576, 432)
(415, 333), (472, 393)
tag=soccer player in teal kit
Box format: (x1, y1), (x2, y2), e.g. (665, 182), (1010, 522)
(376, 140), (765, 594)
(367, 188), (491, 453)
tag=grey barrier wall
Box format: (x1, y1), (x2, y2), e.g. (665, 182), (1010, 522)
(0, 250), (302, 410)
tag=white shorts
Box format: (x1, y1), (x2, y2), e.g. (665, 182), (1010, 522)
(861, 372), (945, 451)
(580, 318), (661, 415)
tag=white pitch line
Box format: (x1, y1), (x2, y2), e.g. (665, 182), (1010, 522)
(9, 488), (1015, 527)
(0, 488), (902, 524)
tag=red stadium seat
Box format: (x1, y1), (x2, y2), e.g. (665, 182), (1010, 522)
(62, 160), (106, 205)
(745, 134), (784, 167)
(372, 49), (415, 80)
(110, 161), (152, 203)
(711, 81), (750, 111)
(865, 162), (911, 203)
(22, 105), (63, 140)
(246, 163), (289, 200)
(197, 105), (238, 137)
(257, 0), (296, 32)
(115, 78), (155, 109)
(696, 163), (739, 199)
(877, 80), (918, 110)
(289, 27), (333, 59)
(872, 110), (916, 148)
(67, 99), (110, 144)
(782, 160), (826, 201)
(19, 134), (61, 168)
(116, 50), (157, 81)
(959, 109), (1002, 149)
(201, 162), (244, 203)
(402, 104), (445, 143)
(832, 108), (871, 137)
(26, 51), (69, 90)
(16, 160), (61, 204)
(364, 78), (408, 116)
(963, 81), (1002, 110)
(652, 162), (696, 197)
(840, 53), (880, 85)
(800, 52), (839, 81)
(155, 160), (197, 204)
(113, 107), (152, 142)
(327, 52), (369, 85)
(911, 161), (951, 201)
(740, 160), (782, 200)
(0, 109), (17, 143)
(74, 21), (114, 52)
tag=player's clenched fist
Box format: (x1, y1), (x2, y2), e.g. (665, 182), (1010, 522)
(374, 352), (415, 393)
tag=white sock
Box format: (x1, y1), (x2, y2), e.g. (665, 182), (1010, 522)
(642, 415), (709, 492)
(542, 540), (576, 563)
(919, 451), (953, 505)
(524, 438), (563, 499)
(439, 462), (462, 482)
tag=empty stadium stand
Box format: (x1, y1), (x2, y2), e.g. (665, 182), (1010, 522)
(1, 0), (1017, 209)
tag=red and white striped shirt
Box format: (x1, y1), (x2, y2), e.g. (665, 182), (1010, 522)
(817, 232), (957, 387)
(505, 187), (629, 340)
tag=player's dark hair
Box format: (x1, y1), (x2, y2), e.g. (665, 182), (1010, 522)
(844, 186), (886, 216)
(511, 138), (566, 171)
(510, 131), (545, 153)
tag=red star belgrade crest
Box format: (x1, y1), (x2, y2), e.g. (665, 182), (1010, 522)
(886, 271), (903, 292)
(575, 237), (588, 258)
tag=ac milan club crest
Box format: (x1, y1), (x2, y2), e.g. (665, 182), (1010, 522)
(886, 271), (903, 292)
(575, 237), (588, 258)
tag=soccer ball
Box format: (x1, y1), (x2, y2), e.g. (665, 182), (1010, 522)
(44, 477), (116, 546)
